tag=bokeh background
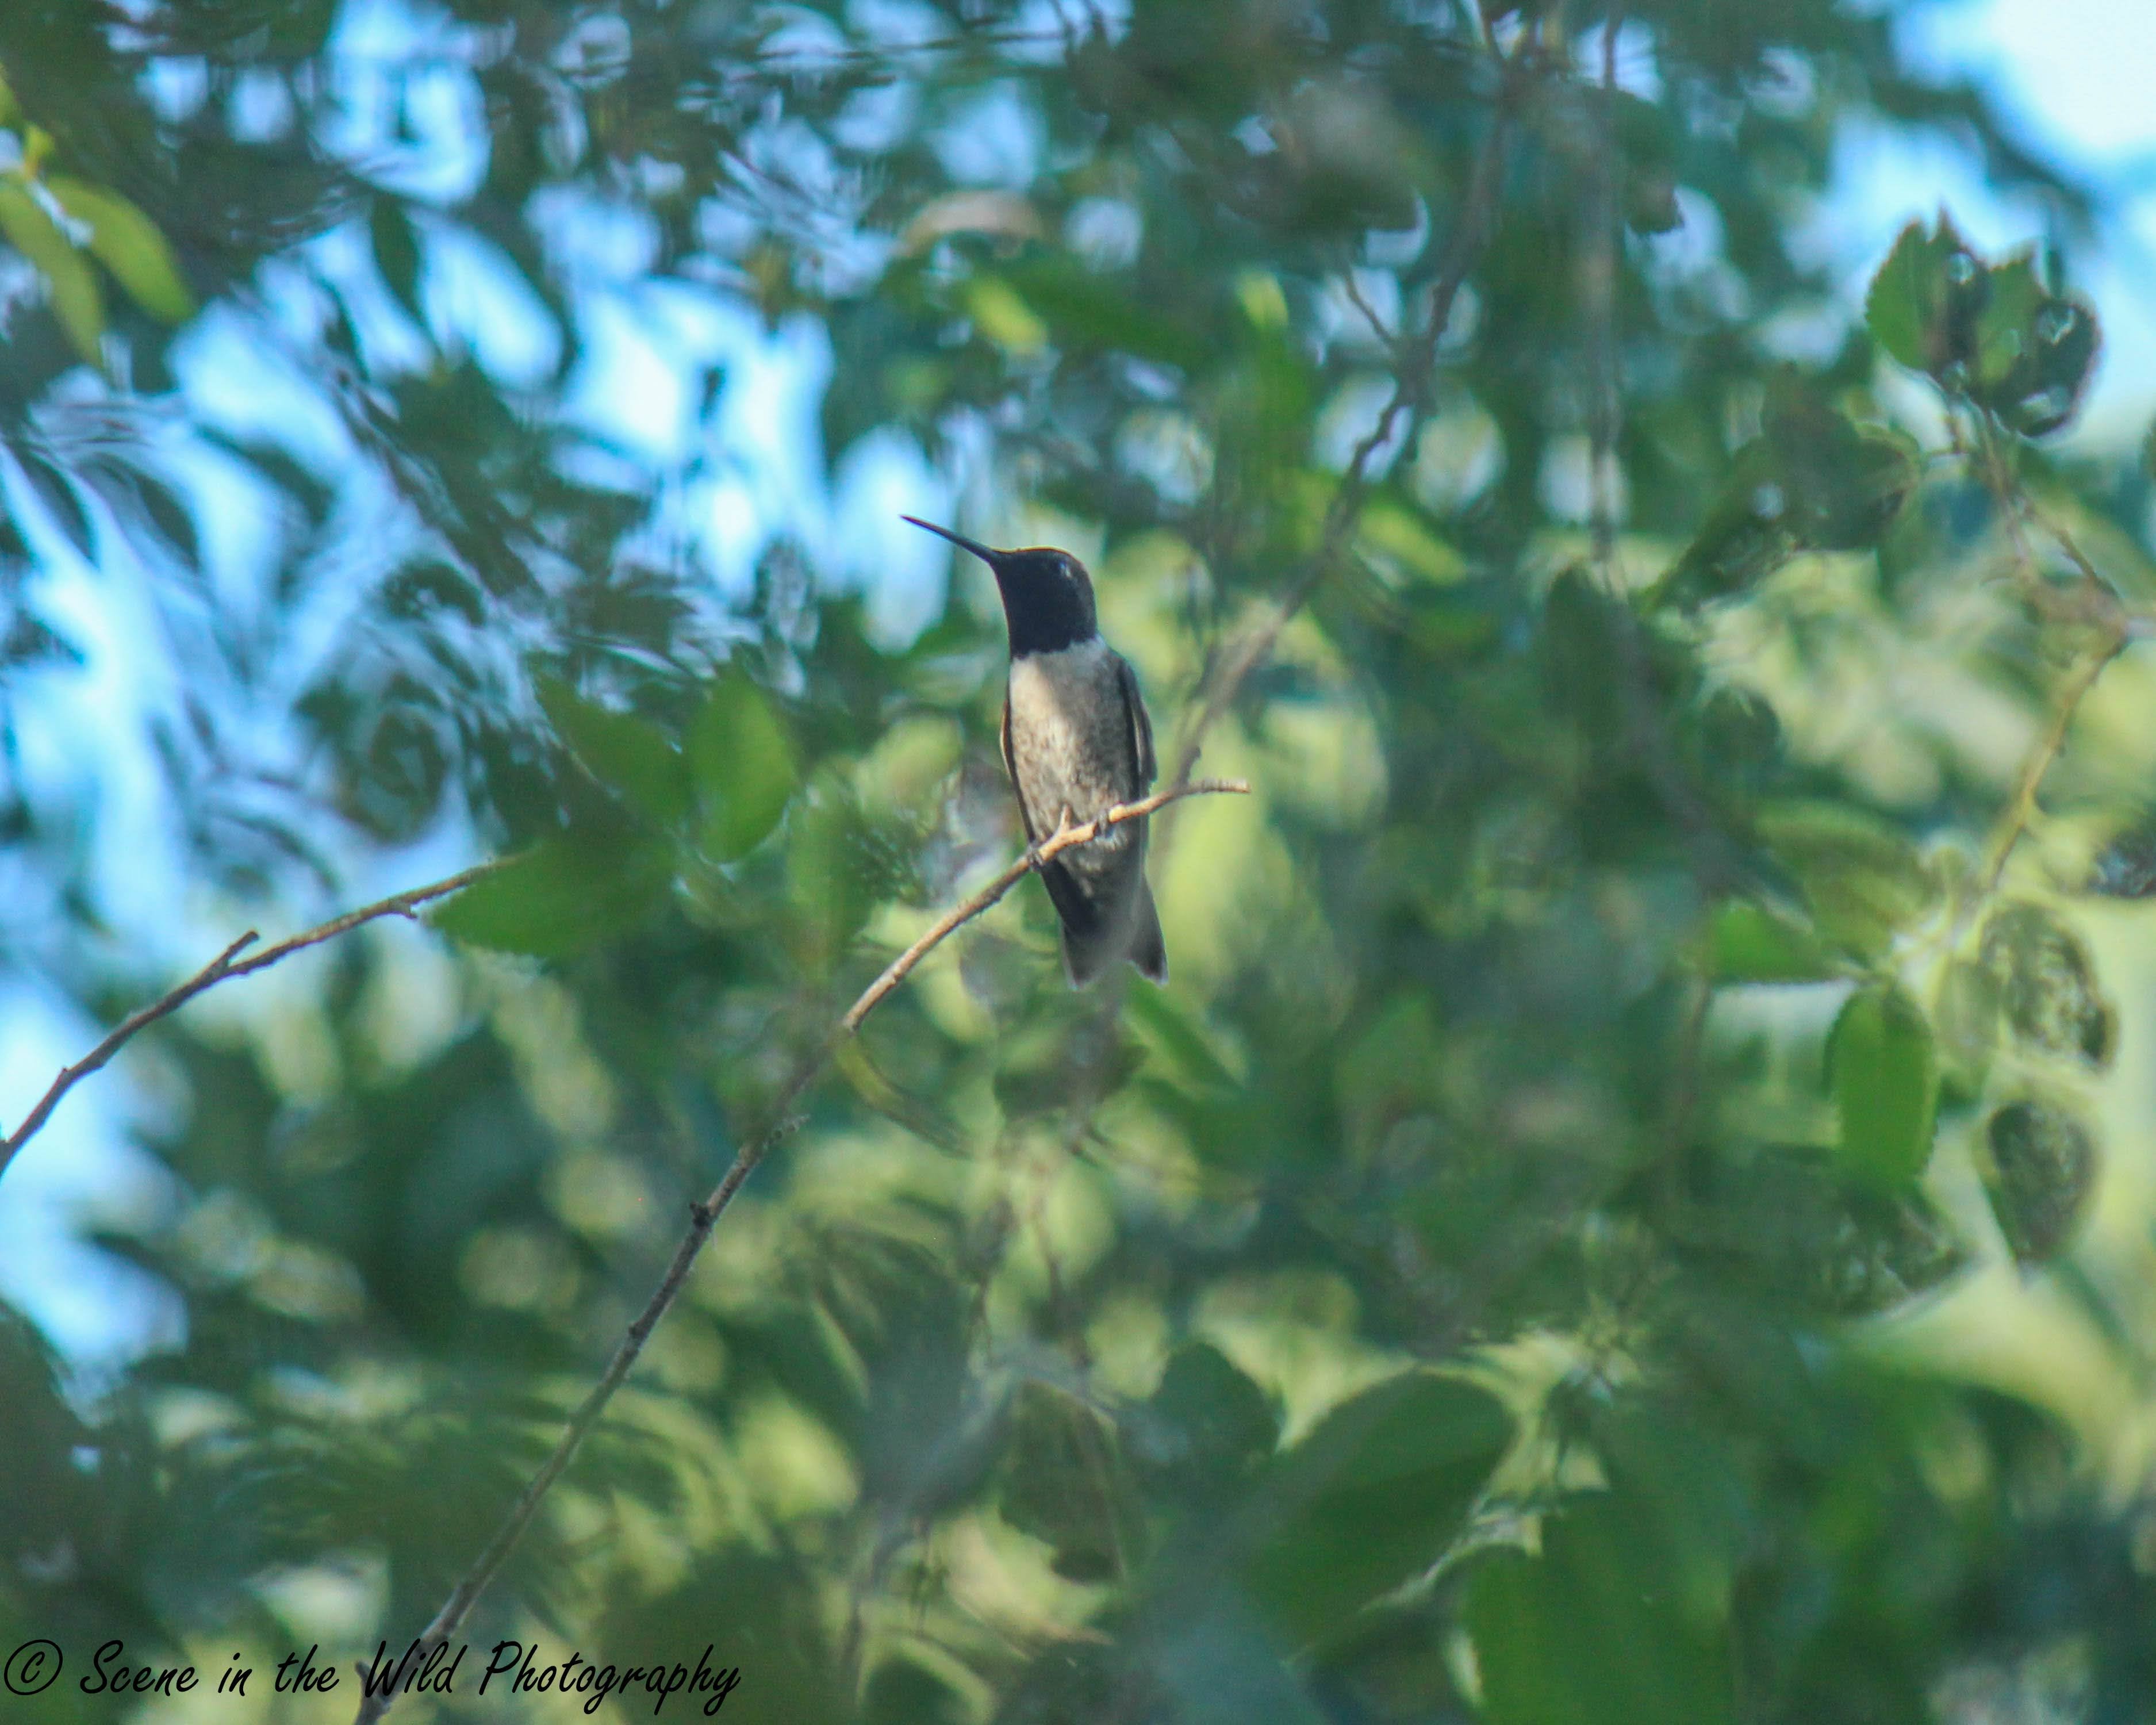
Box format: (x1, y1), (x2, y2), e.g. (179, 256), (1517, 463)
(6, 1), (2156, 1720)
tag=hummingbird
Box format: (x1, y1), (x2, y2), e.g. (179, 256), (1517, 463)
(904, 516), (1167, 987)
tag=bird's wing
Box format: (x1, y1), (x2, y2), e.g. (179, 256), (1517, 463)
(1000, 692), (1039, 841)
(1117, 653), (1156, 788)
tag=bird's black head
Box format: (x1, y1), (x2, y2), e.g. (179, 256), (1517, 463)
(904, 517), (1097, 658)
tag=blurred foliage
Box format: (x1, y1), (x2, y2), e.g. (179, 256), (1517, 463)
(6, 2), (2156, 1723)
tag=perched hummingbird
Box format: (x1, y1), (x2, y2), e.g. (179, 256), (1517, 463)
(904, 516), (1167, 987)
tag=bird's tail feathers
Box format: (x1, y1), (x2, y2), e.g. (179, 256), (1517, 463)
(1128, 883), (1167, 985)
(1060, 881), (1167, 988)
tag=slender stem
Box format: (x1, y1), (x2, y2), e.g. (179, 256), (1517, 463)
(0, 861), (505, 1183)
(1974, 624), (2127, 911)
(349, 777), (1246, 1725)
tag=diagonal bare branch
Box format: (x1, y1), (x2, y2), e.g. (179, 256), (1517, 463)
(350, 776), (1247, 1724)
(0, 860), (506, 1183)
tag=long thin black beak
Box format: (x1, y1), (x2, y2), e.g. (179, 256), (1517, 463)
(903, 515), (1001, 565)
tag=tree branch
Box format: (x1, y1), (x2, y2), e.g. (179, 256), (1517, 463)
(0, 860), (505, 1183)
(350, 776), (1247, 1725)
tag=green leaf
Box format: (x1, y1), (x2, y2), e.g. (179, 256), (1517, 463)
(1827, 984), (1938, 1190)
(0, 181), (103, 365)
(1934, 956), (2001, 1099)
(370, 197), (425, 325)
(1468, 1493), (1735, 1725)
(45, 175), (195, 324)
(1865, 217), (1975, 375)
(430, 838), (673, 957)
(688, 672), (797, 861)
(998, 1381), (1137, 1582)
(1755, 800), (1934, 960)
(1137, 1342), (1279, 1496)
(537, 678), (690, 827)
(1981, 904), (2113, 1067)
(1982, 1100), (2097, 1265)
(1243, 1371), (1510, 1651)
(1708, 901), (1838, 984)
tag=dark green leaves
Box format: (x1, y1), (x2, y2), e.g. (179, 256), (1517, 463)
(1983, 1100), (2097, 1265)
(538, 678), (690, 828)
(1867, 220), (2100, 436)
(435, 669), (801, 957)
(1243, 1372), (1510, 1650)
(1981, 904), (2113, 1067)
(1667, 377), (1915, 603)
(998, 1381), (1139, 1582)
(1137, 1341), (1280, 1498)
(371, 197), (425, 327)
(1827, 985), (1938, 1190)
(1468, 1494), (1734, 1725)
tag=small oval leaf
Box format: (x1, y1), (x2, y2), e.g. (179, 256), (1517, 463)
(689, 672), (798, 861)
(45, 175), (195, 324)
(1981, 904), (2113, 1068)
(1828, 984), (1938, 1190)
(1984, 1100), (2097, 1266)
(0, 181), (103, 366)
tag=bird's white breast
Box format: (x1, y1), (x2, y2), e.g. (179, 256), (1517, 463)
(1006, 639), (1137, 841)
(1008, 639), (1115, 758)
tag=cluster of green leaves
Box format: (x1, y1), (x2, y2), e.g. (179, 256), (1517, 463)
(7, 4), (2156, 1725)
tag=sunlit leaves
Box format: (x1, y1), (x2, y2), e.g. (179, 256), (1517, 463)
(1828, 984), (1938, 1190)
(1708, 902), (1839, 984)
(1755, 800), (1934, 960)
(44, 176), (195, 324)
(1866, 217), (1978, 375)
(0, 180), (101, 365)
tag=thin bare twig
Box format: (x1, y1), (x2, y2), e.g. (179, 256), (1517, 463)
(351, 777), (1246, 1725)
(1974, 623), (2127, 910)
(0, 860), (505, 1183)
(1942, 412), (2132, 932)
